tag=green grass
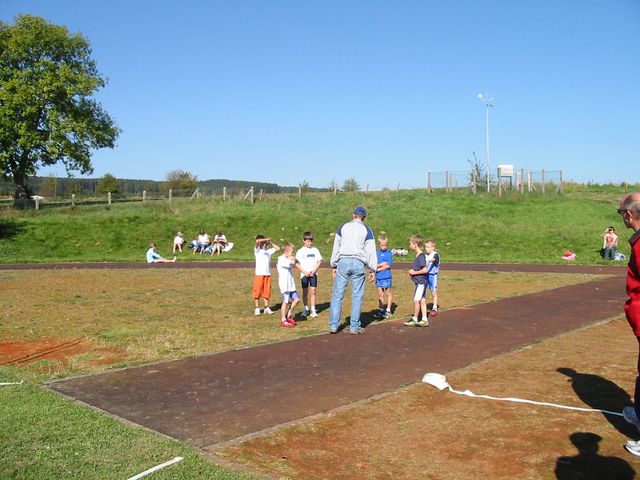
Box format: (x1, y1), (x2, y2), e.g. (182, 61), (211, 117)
(0, 368), (257, 480)
(0, 184), (635, 264)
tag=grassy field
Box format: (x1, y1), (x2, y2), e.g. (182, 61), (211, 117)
(0, 184), (636, 264)
(0, 268), (602, 479)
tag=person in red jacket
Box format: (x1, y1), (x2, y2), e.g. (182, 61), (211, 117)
(618, 192), (640, 456)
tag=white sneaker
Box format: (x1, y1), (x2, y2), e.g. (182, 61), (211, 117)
(254, 308), (261, 316)
(623, 407), (640, 429)
(625, 439), (640, 456)
(264, 307), (274, 315)
(301, 307), (309, 317)
(310, 310), (319, 318)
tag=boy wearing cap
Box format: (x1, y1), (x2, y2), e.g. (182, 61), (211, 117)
(328, 206), (377, 334)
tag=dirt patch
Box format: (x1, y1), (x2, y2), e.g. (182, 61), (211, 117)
(0, 338), (128, 370)
(220, 318), (640, 479)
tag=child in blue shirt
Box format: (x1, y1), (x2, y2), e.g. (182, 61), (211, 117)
(425, 239), (441, 316)
(374, 234), (393, 318)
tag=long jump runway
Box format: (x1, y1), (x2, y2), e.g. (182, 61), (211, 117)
(46, 264), (627, 450)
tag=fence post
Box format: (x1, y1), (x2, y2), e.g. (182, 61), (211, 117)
(520, 170), (524, 194)
(223, 187), (226, 201)
(471, 170), (477, 194)
(71, 193), (76, 208)
(541, 170), (545, 194)
(528, 172), (533, 192)
(169, 189), (173, 204)
(298, 186), (301, 198)
(333, 185), (337, 195)
(260, 188), (263, 200)
(34, 197), (40, 210)
(108, 192), (112, 206)
(497, 167), (502, 197)
(143, 190), (146, 203)
(250, 186), (254, 204)
(558, 170), (563, 193)
(366, 184), (369, 193)
(449, 171), (453, 192)
(427, 172), (432, 193)
(397, 183), (400, 192)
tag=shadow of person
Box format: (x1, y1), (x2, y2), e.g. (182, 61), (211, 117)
(557, 367), (637, 438)
(314, 302), (330, 314)
(555, 432), (635, 480)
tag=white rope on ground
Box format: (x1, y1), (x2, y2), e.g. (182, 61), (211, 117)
(422, 373), (623, 417)
(127, 456), (184, 480)
(0, 380), (24, 386)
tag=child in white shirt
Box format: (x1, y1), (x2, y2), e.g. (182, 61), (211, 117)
(253, 235), (279, 316)
(277, 242), (300, 327)
(295, 231), (323, 318)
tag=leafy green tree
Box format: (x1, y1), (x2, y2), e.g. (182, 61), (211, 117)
(161, 170), (198, 193)
(97, 173), (120, 194)
(342, 177), (360, 192)
(299, 180), (310, 193)
(0, 15), (120, 201)
(39, 174), (58, 199)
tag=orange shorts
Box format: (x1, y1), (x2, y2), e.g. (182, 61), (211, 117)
(252, 275), (272, 299)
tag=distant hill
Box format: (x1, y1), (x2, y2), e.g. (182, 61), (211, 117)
(0, 176), (326, 197)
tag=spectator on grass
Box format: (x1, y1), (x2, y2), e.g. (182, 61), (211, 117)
(601, 226), (619, 260)
(328, 206), (377, 334)
(172, 231), (185, 253)
(211, 231), (228, 255)
(194, 229), (211, 255)
(617, 192), (640, 457)
(146, 243), (176, 263)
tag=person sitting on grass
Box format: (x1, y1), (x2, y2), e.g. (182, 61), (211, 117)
(194, 229), (211, 255)
(146, 243), (176, 263)
(172, 231), (185, 253)
(211, 231), (228, 255)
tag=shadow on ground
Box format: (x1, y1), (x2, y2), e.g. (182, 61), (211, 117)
(557, 367), (637, 438)
(555, 432), (635, 479)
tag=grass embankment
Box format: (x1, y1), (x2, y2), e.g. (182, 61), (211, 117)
(0, 184), (634, 264)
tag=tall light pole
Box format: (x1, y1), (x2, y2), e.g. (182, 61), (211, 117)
(478, 93), (493, 193)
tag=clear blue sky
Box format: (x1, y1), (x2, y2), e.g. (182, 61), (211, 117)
(2, 0), (639, 189)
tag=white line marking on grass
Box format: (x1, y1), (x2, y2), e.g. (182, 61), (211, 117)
(127, 456), (184, 480)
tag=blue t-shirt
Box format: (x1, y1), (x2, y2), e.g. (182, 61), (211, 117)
(412, 252), (428, 284)
(376, 249), (393, 281)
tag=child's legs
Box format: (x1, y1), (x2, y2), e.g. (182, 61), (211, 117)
(428, 275), (438, 309)
(413, 300), (421, 318)
(309, 286), (317, 308)
(377, 287), (385, 308)
(386, 288), (393, 310)
(413, 284), (426, 318)
(420, 298), (427, 318)
(302, 287), (309, 307)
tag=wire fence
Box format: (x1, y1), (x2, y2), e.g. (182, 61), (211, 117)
(1, 168), (564, 211)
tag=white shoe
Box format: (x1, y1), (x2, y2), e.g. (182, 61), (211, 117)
(301, 308), (309, 317)
(310, 310), (319, 318)
(264, 307), (274, 315)
(254, 308), (261, 316)
(625, 439), (640, 456)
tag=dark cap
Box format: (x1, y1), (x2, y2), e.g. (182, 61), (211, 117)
(353, 206), (367, 218)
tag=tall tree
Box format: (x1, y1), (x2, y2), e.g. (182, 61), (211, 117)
(96, 173), (120, 195)
(0, 15), (120, 201)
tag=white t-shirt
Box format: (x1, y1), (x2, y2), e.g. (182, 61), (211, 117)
(277, 255), (297, 293)
(295, 246), (323, 278)
(173, 235), (185, 245)
(254, 247), (276, 276)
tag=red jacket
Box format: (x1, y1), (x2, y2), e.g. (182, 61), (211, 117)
(626, 230), (640, 335)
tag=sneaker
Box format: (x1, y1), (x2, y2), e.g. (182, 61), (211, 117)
(172, 256), (177, 262)
(348, 327), (365, 334)
(404, 319), (418, 326)
(264, 307), (274, 315)
(254, 308), (261, 316)
(310, 310), (319, 318)
(301, 308), (309, 317)
(287, 315), (297, 325)
(430, 310), (438, 317)
(625, 439), (640, 456)
(329, 328), (338, 334)
(623, 407), (640, 428)
(383, 311), (392, 319)
(417, 319), (429, 327)
(280, 320), (295, 328)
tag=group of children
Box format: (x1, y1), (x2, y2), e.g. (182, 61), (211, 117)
(252, 231), (440, 328)
(253, 232), (323, 327)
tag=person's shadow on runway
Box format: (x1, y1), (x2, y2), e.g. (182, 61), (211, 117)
(555, 432), (635, 479)
(557, 367), (637, 438)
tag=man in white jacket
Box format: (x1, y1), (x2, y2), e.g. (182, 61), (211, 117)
(328, 206), (377, 334)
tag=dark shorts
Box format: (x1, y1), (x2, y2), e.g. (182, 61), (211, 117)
(301, 274), (318, 289)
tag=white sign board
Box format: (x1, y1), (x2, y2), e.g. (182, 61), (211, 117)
(497, 164), (514, 177)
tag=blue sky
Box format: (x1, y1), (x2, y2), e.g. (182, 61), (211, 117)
(2, 0), (639, 189)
